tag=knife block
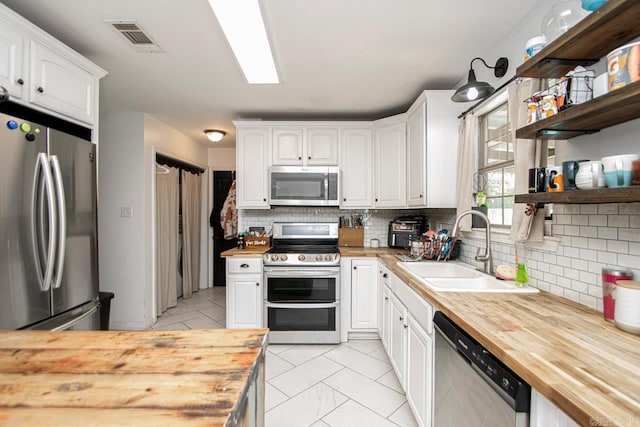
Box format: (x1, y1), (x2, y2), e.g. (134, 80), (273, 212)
(338, 228), (364, 247)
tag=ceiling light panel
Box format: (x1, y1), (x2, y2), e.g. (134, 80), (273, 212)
(208, 0), (279, 84)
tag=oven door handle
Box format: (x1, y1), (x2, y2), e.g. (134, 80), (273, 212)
(265, 302), (338, 310)
(264, 269), (340, 277)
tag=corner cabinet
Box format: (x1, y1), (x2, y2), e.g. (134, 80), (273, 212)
(235, 126), (270, 209)
(0, 4), (105, 127)
(340, 127), (374, 208)
(515, 0), (640, 140)
(226, 258), (263, 328)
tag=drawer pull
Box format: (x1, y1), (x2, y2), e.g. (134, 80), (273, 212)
(256, 282), (259, 286)
(383, 273), (388, 278)
(240, 263), (249, 268)
(16, 78), (24, 85)
(37, 86), (44, 93)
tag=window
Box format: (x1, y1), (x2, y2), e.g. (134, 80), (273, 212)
(478, 103), (514, 227)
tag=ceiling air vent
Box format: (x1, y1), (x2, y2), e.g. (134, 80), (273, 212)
(105, 20), (163, 53)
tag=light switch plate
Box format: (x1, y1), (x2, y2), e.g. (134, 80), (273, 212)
(120, 206), (133, 218)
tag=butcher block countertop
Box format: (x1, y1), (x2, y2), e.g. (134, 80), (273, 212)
(376, 254), (640, 427)
(221, 248), (269, 257)
(0, 328), (268, 426)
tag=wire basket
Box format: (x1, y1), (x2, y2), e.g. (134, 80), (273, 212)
(524, 73), (594, 125)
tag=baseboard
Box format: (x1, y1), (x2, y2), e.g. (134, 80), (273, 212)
(109, 320), (149, 331)
(347, 331), (381, 340)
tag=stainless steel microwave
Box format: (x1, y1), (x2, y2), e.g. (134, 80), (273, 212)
(269, 166), (340, 206)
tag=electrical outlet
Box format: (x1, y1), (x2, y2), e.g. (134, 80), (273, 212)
(120, 206), (133, 218)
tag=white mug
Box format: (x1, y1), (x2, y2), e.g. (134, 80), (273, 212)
(575, 161), (605, 190)
(602, 154), (639, 188)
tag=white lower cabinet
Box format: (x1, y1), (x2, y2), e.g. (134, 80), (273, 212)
(389, 292), (407, 389)
(351, 258), (378, 330)
(378, 262), (434, 427)
(530, 389), (579, 427)
(226, 258), (263, 328)
(406, 313), (433, 427)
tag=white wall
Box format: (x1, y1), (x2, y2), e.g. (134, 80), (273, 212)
(99, 112), (208, 330)
(208, 147), (236, 170)
(98, 112), (146, 330)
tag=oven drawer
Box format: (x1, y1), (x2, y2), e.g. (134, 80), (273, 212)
(228, 258), (262, 274)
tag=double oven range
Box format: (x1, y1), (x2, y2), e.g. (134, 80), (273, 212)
(263, 223), (341, 344)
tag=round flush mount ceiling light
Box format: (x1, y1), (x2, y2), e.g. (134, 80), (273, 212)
(204, 129), (226, 142)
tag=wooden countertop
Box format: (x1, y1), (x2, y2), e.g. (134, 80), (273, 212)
(0, 328), (268, 426)
(376, 254), (640, 427)
(221, 248), (269, 257)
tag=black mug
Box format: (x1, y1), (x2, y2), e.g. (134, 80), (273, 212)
(528, 167), (546, 193)
(562, 159), (588, 191)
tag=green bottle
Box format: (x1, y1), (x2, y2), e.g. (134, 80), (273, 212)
(515, 263), (528, 288)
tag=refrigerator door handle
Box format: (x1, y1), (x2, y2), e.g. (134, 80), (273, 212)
(50, 155), (66, 289)
(30, 152), (57, 291)
(50, 304), (98, 331)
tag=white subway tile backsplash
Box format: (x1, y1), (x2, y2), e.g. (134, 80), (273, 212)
(587, 238), (607, 251)
(619, 203), (640, 214)
(565, 205), (581, 215)
(543, 253), (557, 264)
(588, 262), (605, 275)
(598, 227), (618, 240)
(564, 225), (580, 236)
(556, 256), (572, 268)
(608, 215), (630, 228)
(557, 276), (571, 288)
(563, 247), (580, 258)
(580, 205), (598, 215)
(607, 240), (629, 254)
(588, 284), (601, 298)
(579, 226), (598, 238)
(618, 228), (640, 242)
(556, 215), (571, 225)
(597, 251), (617, 264)
(571, 280), (588, 293)
(550, 264), (564, 276)
(543, 272), (557, 284)
(630, 242), (640, 256)
(549, 285), (564, 297)
(588, 215), (607, 226)
(579, 294), (597, 309)
(598, 204), (618, 214)
(617, 254), (640, 271)
(572, 215), (589, 226)
(579, 248), (598, 262)
(564, 268), (580, 280)
(630, 215), (640, 228)
(571, 236), (589, 248)
(579, 270), (597, 284)
(564, 289), (580, 302)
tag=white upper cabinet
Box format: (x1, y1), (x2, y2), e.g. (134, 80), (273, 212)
(408, 90), (461, 208)
(306, 127), (339, 165)
(374, 118), (406, 208)
(407, 100), (427, 206)
(272, 128), (304, 165)
(0, 4), (106, 128)
(272, 127), (339, 166)
(0, 22), (27, 99)
(340, 127), (373, 208)
(236, 127), (270, 209)
(30, 41), (97, 125)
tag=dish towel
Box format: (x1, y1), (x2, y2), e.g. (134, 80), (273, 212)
(220, 180), (237, 239)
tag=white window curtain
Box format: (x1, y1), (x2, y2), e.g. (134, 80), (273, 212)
(455, 113), (479, 231)
(156, 166), (179, 314)
(509, 78), (547, 243)
(181, 170), (202, 298)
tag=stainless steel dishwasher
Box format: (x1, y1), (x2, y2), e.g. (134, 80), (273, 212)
(433, 312), (530, 427)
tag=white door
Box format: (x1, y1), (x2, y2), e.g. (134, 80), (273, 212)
(307, 128), (339, 165)
(351, 259), (378, 329)
(389, 293), (407, 389)
(375, 121), (406, 208)
(227, 274), (262, 328)
(381, 283), (392, 351)
(340, 128), (373, 208)
(272, 128), (304, 165)
(0, 23), (26, 99)
(406, 314), (433, 427)
(407, 100), (427, 207)
(30, 41), (97, 125)
(236, 128), (270, 208)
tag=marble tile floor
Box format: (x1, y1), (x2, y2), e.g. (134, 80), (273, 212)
(148, 287), (418, 426)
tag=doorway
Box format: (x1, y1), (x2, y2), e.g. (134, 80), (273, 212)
(211, 170), (236, 287)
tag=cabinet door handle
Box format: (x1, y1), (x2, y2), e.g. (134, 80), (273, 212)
(263, 198), (267, 202)
(256, 282), (260, 286)
(375, 198), (378, 202)
(399, 316), (403, 321)
(419, 194), (423, 198)
(383, 273), (387, 278)
(404, 324), (408, 329)
(16, 78), (24, 85)
(308, 156), (311, 160)
(353, 266), (357, 270)
(240, 263), (249, 268)
(343, 198), (347, 202)
(298, 156), (302, 160)
(37, 86), (44, 93)
(385, 297), (389, 301)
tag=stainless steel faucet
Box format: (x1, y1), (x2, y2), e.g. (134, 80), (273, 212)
(451, 210), (494, 275)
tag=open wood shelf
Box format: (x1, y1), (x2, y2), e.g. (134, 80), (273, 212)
(515, 80), (640, 140)
(516, 0), (640, 78)
(515, 186), (640, 204)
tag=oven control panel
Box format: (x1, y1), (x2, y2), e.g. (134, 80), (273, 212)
(264, 253), (340, 266)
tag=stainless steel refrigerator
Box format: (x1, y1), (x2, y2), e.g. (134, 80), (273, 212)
(0, 95), (100, 330)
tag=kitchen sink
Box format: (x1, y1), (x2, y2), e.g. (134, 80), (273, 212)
(398, 261), (539, 293)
